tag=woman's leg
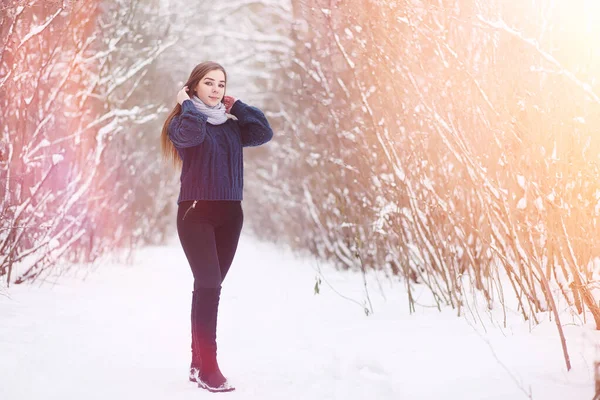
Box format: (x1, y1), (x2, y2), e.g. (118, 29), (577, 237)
(176, 202), (233, 391)
(177, 220), (222, 290)
(214, 203), (244, 283)
(176, 204), (222, 372)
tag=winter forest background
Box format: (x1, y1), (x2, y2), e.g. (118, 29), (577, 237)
(2, 0), (600, 388)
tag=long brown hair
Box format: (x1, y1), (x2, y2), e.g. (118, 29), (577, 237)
(161, 61), (227, 167)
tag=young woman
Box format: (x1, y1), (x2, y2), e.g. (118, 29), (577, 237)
(160, 61), (273, 392)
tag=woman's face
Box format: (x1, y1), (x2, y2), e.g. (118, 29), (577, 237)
(194, 69), (226, 107)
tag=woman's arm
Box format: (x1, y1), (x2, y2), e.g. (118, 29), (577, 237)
(229, 100), (274, 147)
(168, 99), (209, 148)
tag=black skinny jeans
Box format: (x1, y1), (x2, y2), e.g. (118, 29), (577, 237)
(176, 200), (244, 289)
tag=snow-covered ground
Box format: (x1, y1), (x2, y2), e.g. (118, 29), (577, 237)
(0, 234), (597, 400)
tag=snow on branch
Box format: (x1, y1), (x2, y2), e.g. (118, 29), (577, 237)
(475, 15), (600, 104)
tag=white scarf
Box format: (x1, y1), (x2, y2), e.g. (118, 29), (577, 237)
(190, 95), (228, 125)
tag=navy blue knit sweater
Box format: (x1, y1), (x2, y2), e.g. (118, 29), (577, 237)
(168, 99), (273, 203)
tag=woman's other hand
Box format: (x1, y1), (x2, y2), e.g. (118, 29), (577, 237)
(177, 86), (191, 105)
(223, 95), (237, 113)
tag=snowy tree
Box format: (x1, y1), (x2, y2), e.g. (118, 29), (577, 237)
(0, 0), (173, 284)
(252, 0), (600, 368)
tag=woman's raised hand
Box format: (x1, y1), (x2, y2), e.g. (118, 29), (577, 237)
(223, 95), (237, 113)
(177, 86), (191, 105)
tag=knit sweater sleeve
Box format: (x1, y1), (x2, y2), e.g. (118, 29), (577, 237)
(230, 100), (273, 147)
(168, 99), (209, 148)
